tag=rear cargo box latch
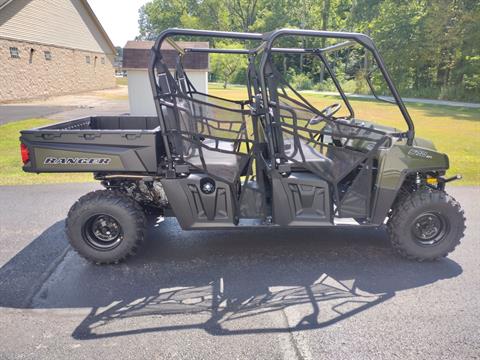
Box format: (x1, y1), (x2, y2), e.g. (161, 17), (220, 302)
(124, 134), (141, 140)
(82, 133), (100, 140)
(40, 133), (61, 140)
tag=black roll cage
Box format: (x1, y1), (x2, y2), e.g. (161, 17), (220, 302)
(148, 28), (416, 166)
(257, 29), (415, 146)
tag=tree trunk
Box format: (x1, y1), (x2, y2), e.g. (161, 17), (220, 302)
(319, 0), (330, 82)
(320, 64), (325, 83)
(364, 51), (368, 73)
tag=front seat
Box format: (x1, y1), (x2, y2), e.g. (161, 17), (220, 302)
(281, 130), (365, 184)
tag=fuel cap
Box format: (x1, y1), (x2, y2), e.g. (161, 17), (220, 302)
(200, 178), (216, 194)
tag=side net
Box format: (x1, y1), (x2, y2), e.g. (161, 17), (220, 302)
(160, 93), (252, 184)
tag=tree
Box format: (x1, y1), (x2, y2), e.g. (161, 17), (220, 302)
(210, 42), (248, 88)
(225, 0), (260, 32)
(138, 0), (198, 39)
(136, 0), (480, 101)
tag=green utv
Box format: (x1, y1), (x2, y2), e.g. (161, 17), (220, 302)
(20, 29), (465, 264)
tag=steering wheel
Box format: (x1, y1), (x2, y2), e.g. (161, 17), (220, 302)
(309, 103), (342, 125)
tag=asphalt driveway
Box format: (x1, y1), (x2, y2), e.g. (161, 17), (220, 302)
(0, 184), (478, 359)
(0, 105), (76, 125)
(0, 87), (129, 125)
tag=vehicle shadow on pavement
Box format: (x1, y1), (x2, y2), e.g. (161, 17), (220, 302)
(0, 218), (463, 339)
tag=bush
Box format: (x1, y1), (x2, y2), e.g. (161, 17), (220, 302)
(340, 80), (357, 93)
(290, 73), (313, 90)
(312, 81), (336, 92)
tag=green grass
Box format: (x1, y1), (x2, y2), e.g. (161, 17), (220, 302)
(115, 77), (128, 86)
(98, 92), (128, 101)
(0, 119), (93, 186)
(209, 85), (480, 186)
(1, 86), (478, 186)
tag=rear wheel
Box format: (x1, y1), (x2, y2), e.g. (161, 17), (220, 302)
(387, 189), (465, 261)
(66, 190), (146, 264)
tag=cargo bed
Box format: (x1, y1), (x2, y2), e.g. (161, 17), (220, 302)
(20, 116), (163, 174)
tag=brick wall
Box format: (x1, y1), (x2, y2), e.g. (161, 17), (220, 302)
(0, 38), (116, 102)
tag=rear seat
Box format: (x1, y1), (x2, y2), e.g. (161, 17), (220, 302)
(161, 96), (249, 183)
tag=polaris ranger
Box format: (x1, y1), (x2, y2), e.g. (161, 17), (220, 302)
(20, 29), (465, 264)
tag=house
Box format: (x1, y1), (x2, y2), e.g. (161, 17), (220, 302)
(122, 40), (209, 116)
(0, 0), (116, 102)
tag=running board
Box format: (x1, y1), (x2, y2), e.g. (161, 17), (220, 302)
(333, 217), (361, 226)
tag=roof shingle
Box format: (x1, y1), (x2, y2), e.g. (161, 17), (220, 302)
(123, 40), (209, 70)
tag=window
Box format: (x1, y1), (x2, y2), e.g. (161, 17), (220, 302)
(44, 51), (52, 61)
(29, 48), (35, 64)
(86, 55), (90, 64)
(101, 57), (105, 65)
(9, 47), (19, 58)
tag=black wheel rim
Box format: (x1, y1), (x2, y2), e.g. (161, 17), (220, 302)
(83, 214), (123, 250)
(411, 212), (448, 246)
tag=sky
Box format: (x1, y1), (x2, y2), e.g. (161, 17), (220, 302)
(87, 0), (150, 47)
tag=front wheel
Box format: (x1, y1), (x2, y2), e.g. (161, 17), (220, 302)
(387, 189), (465, 261)
(66, 190), (146, 264)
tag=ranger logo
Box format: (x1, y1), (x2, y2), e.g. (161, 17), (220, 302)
(44, 157), (111, 165)
(407, 149), (432, 159)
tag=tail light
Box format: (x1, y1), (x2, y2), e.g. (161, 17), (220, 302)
(20, 143), (30, 164)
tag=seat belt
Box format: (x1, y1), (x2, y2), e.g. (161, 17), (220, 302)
(175, 55), (190, 94)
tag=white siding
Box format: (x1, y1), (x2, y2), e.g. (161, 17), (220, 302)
(127, 70), (156, 116)
(188, 71), (208, 94)
(0, 0), (113, 54)
(128, 69), (208, 116)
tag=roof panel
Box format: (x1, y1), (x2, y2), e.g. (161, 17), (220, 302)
(124, 40), (210, 50)
(123, 44), (209, 70)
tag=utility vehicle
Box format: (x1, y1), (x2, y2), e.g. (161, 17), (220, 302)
(20, 29), (465, 264)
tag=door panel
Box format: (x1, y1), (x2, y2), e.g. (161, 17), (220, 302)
(272, 172), (332, 226)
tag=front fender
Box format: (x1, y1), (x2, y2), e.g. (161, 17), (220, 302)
(370, 143), (449, 225)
